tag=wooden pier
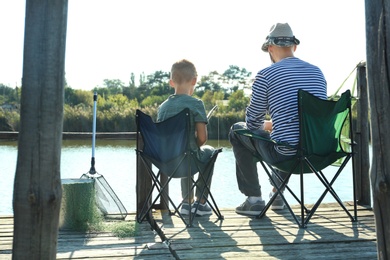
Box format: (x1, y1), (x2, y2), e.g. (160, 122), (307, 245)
(0, 203), (377, 259)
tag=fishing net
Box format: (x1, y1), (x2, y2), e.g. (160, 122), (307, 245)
(81, 172), (128, 220)
(79, 92), (128, 220)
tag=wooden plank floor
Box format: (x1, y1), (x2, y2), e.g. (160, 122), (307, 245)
(0, 203), (377, 259)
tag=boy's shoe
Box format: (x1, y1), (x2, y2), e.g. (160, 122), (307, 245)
(269, 191), (285, 210)
(235, 198), (266, 216)
(180, 203), (192, 215)
(192, 201), (212, 216)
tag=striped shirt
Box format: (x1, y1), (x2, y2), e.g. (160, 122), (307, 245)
(246, 57), (327, 155)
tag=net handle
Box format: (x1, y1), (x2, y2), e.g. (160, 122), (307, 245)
(89, 92), (97, 174)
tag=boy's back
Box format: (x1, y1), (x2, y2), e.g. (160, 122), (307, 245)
(157, 94), (208, 153)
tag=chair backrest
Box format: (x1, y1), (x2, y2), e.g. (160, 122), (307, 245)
(273, 89), (352, 173)
(136, 108), (195, 177)
(297, 89), (352, 170)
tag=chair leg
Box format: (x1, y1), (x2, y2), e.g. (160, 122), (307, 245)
(302, 156), (357, 226)
(194, 176), (224, 220)
(139, 153), (224, 228)
(187, 152), (224, 223)
(300, 166), (305, 228)
(256, 160), (307, 228)
(139, 162), (191, 226)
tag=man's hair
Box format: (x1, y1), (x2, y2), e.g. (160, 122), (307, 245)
(170, 59), (197, 85)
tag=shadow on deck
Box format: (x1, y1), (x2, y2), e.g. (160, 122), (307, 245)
(0, 203), (377, 259)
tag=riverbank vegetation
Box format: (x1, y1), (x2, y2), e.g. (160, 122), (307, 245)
(0, 64), (353, 140)
(0, 65), (251, 139)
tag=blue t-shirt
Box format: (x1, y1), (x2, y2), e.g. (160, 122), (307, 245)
(157, 94), (208, 153)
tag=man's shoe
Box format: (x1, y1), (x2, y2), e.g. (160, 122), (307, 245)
(180, 203), (192, 215)
(235, 198), (265, 216)
(269, 191), (285, 210)
(192, 201), (212, 216)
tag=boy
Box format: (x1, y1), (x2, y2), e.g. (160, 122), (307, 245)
(157, 59), (216, 216)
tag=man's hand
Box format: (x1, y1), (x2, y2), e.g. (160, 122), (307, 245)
(263, 120), (273, 132)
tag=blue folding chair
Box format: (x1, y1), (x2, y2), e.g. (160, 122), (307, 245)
(136, 108), (223, 227)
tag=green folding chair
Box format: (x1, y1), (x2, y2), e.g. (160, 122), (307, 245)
(235, 89), (357, 228)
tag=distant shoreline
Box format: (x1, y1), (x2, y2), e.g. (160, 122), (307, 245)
(0, 131), (137, 140)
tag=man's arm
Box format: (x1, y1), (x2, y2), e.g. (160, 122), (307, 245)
(246, 74), (268, 130)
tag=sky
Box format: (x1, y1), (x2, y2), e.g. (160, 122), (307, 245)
(0, 0), (366, 95)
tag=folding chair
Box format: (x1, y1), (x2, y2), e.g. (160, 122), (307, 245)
(235, 89), (357, 228)
(135, 108), (223, 227)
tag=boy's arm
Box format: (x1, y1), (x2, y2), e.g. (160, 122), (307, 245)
(195, 122), (207, 146)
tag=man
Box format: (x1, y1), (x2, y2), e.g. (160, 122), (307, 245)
(229, 23), (327, 216)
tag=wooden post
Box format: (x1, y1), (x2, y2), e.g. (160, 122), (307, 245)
(12, 0), (68, 259)
(136, 135), (152, 219)
(354, 62), (371, 206)
(365, 1), (390, 258)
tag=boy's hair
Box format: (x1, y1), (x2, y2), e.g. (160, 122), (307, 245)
(170, 59), (197, 85)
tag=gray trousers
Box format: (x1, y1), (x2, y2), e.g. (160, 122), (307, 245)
(181, 145), (215, 202)
(228, 122), (294, 197)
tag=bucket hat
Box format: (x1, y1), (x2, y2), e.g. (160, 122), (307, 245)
(261, 23), (300, 52)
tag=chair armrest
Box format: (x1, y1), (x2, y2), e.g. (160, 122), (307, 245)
(234, 129), (276, 143)
(233, 129), (297, 149)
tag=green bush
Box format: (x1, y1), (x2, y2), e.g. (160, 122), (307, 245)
(0, 108), (20, 131)
(208, 111), (245, 140)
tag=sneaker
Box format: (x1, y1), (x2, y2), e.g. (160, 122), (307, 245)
(180, 203), (192, 215)
(235, 198), (266, 216)
(269, 191), (285, 210)
(192, 201), (212, 216)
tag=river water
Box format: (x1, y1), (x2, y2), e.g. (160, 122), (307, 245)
(0, 139), (356, 215)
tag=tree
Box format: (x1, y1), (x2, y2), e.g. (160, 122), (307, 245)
(141, 95), (167, 108)
(107, 93), (130, 108)
(103, 79), (125, 95)
(146, 70), (170, 88)
(0, 84), (20, 104)
(223, 65), (251, 81)
(198, 71), (223, 93)
(228, 89), (249, 111)
(65, 87), (93, 107)
(12, 1), (67, 259)
(201, 90), (215, 110)
(129, 72), (136, 88)
(65, 88), (93, 107)
(122, 85), (137, 101)
(222, 65), (252, 93)
(365, 1), (390, 259)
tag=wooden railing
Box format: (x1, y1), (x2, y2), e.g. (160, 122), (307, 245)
(0, 131), (137, 140)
